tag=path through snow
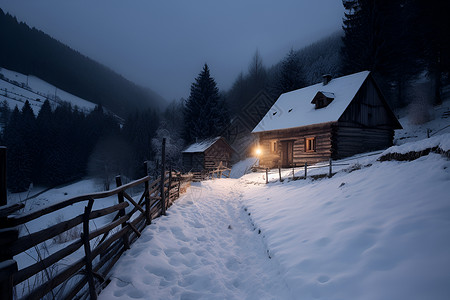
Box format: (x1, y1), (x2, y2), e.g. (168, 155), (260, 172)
(99, 179), (291, 300)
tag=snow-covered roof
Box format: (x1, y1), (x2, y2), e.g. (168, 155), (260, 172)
(319, 91), (335, 99)
(252, 71), (370, 133)
(182, 137), (222, 153)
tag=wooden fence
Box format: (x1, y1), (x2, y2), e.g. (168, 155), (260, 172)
(0, 166), (192, 300)
(191, 165), (231, 182)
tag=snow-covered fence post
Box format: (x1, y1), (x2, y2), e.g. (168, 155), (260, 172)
(328, 159), (332, 178)
(0, 147), (6, 206)
(160, 138), (166, 216)
(115, 176), (130, 249)
(144, 162), (151, 225)
(265, 168), (268, 184)
(304, 162), (307, 179)
(82, 198), (97, 300)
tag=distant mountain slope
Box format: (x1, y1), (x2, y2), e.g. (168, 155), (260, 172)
(0, 9), (165, 117)
(0, 67), (98, 115)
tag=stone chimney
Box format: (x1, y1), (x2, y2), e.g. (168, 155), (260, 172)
(322, 74), (332, 85)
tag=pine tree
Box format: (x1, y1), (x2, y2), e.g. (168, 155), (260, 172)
(4, 106), (33, 192)
(34, 100), (54, 183)
(184, 64), (229, 144)
(0, 100), (10, 131)
(416, 0), (450, 105)
(341, 0), (422, 108)
(274, 48), (306, 95)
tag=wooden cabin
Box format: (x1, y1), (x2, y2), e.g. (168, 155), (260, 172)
(252, 71), (402, 168)
(182, 137), (234, 172)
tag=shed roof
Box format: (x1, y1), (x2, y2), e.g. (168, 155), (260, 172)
(182, 137), (222, 153)
(252, 71), (371, 133)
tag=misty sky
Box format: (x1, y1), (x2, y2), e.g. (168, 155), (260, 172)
(1, 0), (344, 102)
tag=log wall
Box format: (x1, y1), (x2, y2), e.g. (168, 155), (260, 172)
(257, 122), (334, 168)
(204, 139), (232, 170)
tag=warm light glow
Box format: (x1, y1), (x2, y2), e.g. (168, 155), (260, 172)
(255, 147), (262, 156)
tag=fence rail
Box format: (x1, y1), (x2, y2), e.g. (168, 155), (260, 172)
(0, 157), (193, 299)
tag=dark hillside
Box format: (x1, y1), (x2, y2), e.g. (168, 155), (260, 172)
(0, 9), (165, 116)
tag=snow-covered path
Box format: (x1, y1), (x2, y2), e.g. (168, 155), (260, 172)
(99, 179), (291, 300)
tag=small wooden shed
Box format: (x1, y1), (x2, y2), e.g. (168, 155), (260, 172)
(182, 137), (234, 172)
(252, 71), (402, 168)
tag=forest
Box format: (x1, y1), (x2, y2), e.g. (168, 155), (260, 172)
(1, 0), (449, 192)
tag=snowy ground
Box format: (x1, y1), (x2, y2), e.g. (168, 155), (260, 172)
(99, 180), (291, 300)
(99, 137), (450, 299)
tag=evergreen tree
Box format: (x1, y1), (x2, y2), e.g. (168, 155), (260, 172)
(341, 0), (422, 108)
(34, 100), (54, 183)
(416, 0), (450, 104)
(274, 48), (306, 95)
(122, 109), (160, 178)
(4, 106), (33, 192)
(184, 64), (229, 144)
(0, 100), (10, 132)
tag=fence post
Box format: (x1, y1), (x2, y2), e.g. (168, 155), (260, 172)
(292, 166), (295, 180)
(0, 147), (6, 206)
(115, 176), (130, 249)
(0, 260), (17, 300)
(278, 164), (282, 182)
(328, 158), (332, 178)
(168, 166), (172, 205)
(177, 173), (181, 198)
(0, 225), (18, 300)
(82, 198), (97, 300)
(160, 138), (166, 216)
(304, 162), (307, 179)
(265, 168), (268, 184)
(144, 162), (151, 225)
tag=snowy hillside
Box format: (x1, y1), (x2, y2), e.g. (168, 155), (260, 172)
(97, 106), (449, 299)
(98, 138), (449, 299)
(0, 66), (98, 115)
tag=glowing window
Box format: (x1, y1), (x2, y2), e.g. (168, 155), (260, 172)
(270, 141), (277, 153)
(305, 137), (316, 152)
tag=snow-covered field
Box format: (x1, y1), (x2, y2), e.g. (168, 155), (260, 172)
(99, 139), (449, 299)
(0, 67), (97, 114)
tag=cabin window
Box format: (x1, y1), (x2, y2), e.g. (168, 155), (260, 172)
(270, 140), (278, 153)
(305, 137), (316, 152)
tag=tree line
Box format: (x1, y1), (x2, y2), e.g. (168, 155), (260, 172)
(0, 100), (161, 192)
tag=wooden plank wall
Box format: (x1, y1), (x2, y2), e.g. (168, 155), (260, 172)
(257, 123), (334, 168)
(333, 126), (393, 159)
(204, 139), (232, 170)
(334, 76), (396, 158)
(182, 153), (204, 172)
(338, 77), (397, 129)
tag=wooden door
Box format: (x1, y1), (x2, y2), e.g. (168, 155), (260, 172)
(281, 141), (293, 167)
